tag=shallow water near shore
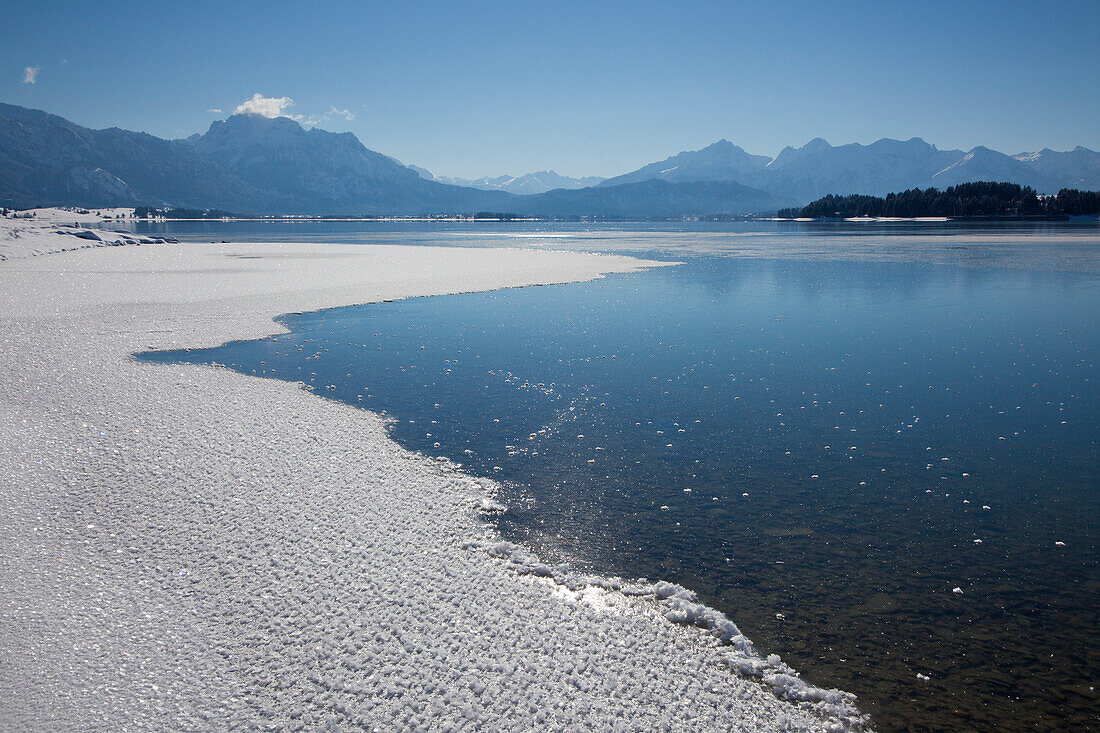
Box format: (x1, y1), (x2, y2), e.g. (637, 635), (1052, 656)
(141, 225), (1099, 732)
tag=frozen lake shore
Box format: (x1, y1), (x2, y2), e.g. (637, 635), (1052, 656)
(0, 234), (866, 731)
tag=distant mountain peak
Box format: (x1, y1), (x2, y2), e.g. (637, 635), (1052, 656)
(200, 112), (307, 148)
(219, 112), (299, 129)
(874, 136), (937, 152)
(765, 138), (833, 170)
(410, 168), (605, 195)
(598, 139), (770, 188)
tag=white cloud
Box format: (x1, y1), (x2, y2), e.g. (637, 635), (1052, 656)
(228, 94), (358, 128)
(234, 93), (295, 118)
(23, 65), (39, 84)
(207, 108), (223, 114)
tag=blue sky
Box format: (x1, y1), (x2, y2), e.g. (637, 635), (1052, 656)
(3, 0), (1098, 178)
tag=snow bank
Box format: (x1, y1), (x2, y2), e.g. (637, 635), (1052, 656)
(0, 240), (869, 731)
(0, 219), (176, 261)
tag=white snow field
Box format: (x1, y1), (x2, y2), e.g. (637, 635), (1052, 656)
(0, 238), (869, 731)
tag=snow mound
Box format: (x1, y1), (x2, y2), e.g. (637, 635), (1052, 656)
(0, 220), (175, 261)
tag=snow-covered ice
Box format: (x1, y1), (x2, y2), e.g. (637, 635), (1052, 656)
(0, 237), (869, 730)
(0, 212), (172, 262)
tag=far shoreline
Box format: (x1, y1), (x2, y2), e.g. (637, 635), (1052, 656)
(7, 205), (1098, 226)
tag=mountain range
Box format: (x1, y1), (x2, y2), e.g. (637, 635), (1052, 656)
(1, 102), (1097, 216)
(408, 167), (605, 195)
(601, 137), (1100, 203)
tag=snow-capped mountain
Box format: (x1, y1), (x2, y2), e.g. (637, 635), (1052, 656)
(506, 178), (791, 217)
(763, 137), (836, 170)
(752, 137), (965, 202)
(609, 137), (1099, 201)
(411, 168), (605, 195)
(929, 145), (1054, 191)
(598, 140), (770, 188)
(1011, 146), (1100, 190)
(189, 114), (517, 214)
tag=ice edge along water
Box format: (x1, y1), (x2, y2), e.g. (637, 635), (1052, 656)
(430, 461), (868, 730)
(178, 318), (869, 730)
(228, 319), (871, 730)
(163, 236), (867, 729)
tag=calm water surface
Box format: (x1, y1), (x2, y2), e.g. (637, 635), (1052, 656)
(142, 224), (1099, 732)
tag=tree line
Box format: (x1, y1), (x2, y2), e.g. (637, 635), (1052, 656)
(779, 182), (1100, 218)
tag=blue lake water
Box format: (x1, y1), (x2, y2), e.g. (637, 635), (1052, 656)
(140, 224), (1099, 732)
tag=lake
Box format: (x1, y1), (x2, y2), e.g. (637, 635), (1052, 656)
(139, 221), (1099, 732)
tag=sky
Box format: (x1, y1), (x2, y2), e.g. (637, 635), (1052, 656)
(3, 0), (1098, 179)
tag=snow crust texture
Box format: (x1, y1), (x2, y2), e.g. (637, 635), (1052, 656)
(0, 240), (869, 731)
